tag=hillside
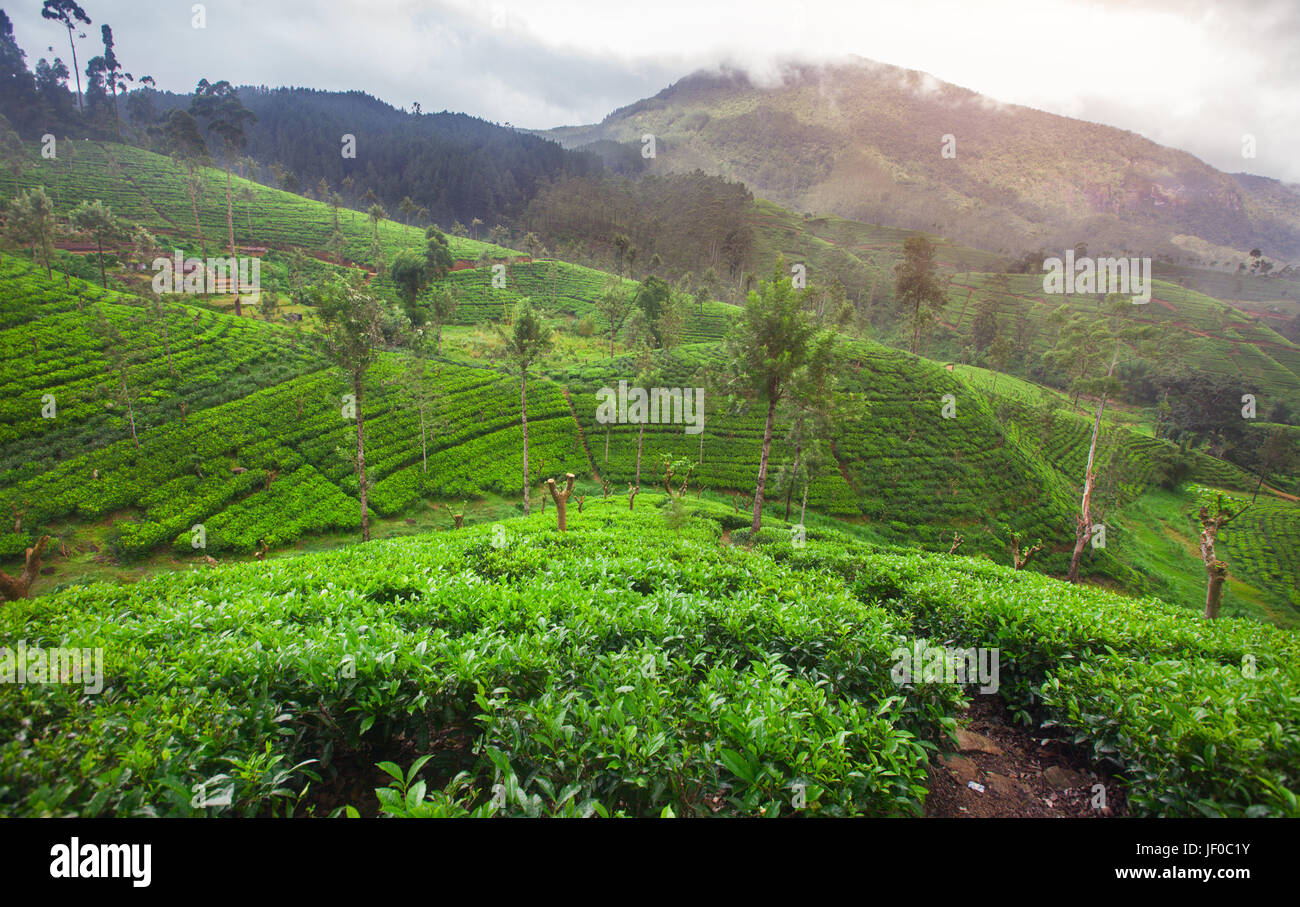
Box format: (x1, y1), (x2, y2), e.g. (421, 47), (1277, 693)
(0, 253), (1081, 571)
(3, 139), (1298, 626)
(3, 501), (1297, 817)
(542, 59), (1300, 262)
(938, 270), (1300, 417)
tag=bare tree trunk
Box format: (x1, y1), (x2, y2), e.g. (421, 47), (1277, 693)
(68, 27), (83, 113)
(1068, 346), (1117, 583)
(188, 173), (207, 262)
(1011, 534), (1044, 570)
(546, 474), (575, 532)
(160, 307), (176, 376)
(785, 439), (802, 523)
(226, 161), (241, 316)
(1204, 559), (1228, 620)
(1198, 500), (1247, 619)
(0, 535), (49, 602)
(521, 373), (530, 515)
(355, 376), (370, 542)
(752, 396), (777, 532)
(418, 405), (427, 473)
(635, 423), (644, 487)
(121, 368), (140, 449)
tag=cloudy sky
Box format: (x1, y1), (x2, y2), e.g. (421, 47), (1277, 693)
(10, 0), (1299, 182)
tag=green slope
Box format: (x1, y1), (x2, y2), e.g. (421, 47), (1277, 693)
(2, 501), (1296, 817)
(3, 141), (1297, 627)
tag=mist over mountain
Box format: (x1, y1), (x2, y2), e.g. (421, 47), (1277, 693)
(541, 58), (1300, 262)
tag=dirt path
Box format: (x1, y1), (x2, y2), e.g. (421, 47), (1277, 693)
(925, 697), (1126, 817)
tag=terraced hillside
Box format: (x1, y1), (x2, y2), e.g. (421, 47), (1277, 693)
(2, 141), (1297, 627)
(940, 271), (1300, 414)
(0, 256), (586, 561)
(0, 140), (737, 345)
(950, 366), (1300, 626)
(1, 253), (1090, 573)
(0, 141), (517, 265)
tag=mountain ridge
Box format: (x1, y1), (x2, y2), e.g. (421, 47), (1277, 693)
(539, 57), (1300, 261)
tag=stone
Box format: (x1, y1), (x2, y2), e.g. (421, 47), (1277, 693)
(955, 728), (1003, 755)
(1043, 765), (1086, 789)
(985, 772), (1025, 800)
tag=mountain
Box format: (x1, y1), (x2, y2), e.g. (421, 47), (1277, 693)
(540, 58), (1300, 261)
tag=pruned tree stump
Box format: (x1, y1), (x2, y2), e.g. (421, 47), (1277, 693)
(546, 473), (576, 531)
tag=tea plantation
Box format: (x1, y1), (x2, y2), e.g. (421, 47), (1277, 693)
(3, 133), (1299, 822)
(1, 501), (1295, 817)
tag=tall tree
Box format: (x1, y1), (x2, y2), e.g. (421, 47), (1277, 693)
(1248, 426), (1298, 502)
(777, 330), (838, 522)
(41, 0), (90, 115)
(725, 260), (817, 532)
(390, 247), (429, 324)
(495, 299), (552, 514)
(894, 235), (947, 356)
(632, 275), (671, 348)
(190, 79), (255, 314)
(594, 276), (635, 357)
(1198, 495), (1250, 619)
(159, 109), (210, 260)
(387, 343), (444, 475)
(1043, 313), (1109, 413)
(328, 191), (343, 233)
(34, 56), (76, 136)
(85, 25), (141, 139)
(367, 202), (386, 262)
(970, 292), (999, 353)
(426, 285), (458, 356)
(90, 305), (142, 449)
(398, 195), (416, 233)
(6, 186), (56, 277)
(1064, 296), (1155, 583)
(312, 278), (387, 542)
(1, 15), (43, 135)
(70, 199), (120, 287)
(425, 226), (453, 277)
